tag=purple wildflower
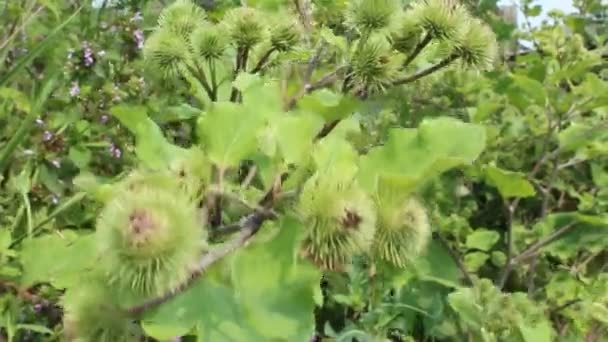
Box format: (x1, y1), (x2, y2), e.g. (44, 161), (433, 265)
(170, 337), (182, 342)
(130, 11), (143, 22)
(109, 143), (122, 158)
(42, 130), (53, 142)
(133, 29), (144, 49)
(33, 304), (43, 312)
(69, 82), (80, 97)
(82, 42), (94, 67)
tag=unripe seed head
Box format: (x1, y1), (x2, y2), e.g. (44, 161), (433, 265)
(62, 278), (136, 342)
(298, 173), (377, 271)
(224, 7), (265, 49)
(390, 13), (422, 53)
(269, 17), (301, 52)
(373, 196), (431, 268)
(143, 29), (193, 80)
(190, 24), (226, 60)
(351, 35), (404, 93)
(411, 0), (464, 40)
(453, 18), (497, 69)
(158, 0), (206, 41)
(346, 0), (401, 33)
(96, 179), (205, 298)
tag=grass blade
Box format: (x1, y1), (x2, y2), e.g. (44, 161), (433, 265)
(0, 5), (82, 88)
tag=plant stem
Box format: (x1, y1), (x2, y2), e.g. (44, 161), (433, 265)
(0, 75), (58, 173)
(402, 32), (432, 68)
(436, 233), (474, 286)
(208, 59), (218, 101)
(497, 222), (577, 288)
(230, 46), (250, 102)
(251, 47), (276, 74)
(127, 209), (273, 317)
(392, 53), (460, 86)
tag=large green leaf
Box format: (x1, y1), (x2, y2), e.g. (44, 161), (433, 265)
(110, 105), (188, 169)
(143, 217), (320, 341)
(0, 6), (82, 88)
(465, 230), (500, 251)
(141, 273), (265, 341)
(558, 123), (608, 153)
(231, 217), (322, 340)
(265, 113), (325, 165)
(413, 240), (461, 288)
(298, 89), (360, 122)
(511, 75), (547, 105)
(19, 231), (97, 289)
(447, 288), (484, 329)
(538, 213), (608, 259)
(358, 117), (486, 194)
(485, 165), (536, 198)
(197, 101), (268, 168)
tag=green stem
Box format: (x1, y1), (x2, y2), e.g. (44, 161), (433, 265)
(182, 66), (210, 108)
(9, 192), (86, 248)
(0, 75), (58, 173)
(208, 59), (218, 101)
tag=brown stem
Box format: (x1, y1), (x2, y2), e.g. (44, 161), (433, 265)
(230, 46), (250, 102)
(436, 233), (474, 286)
(251, 47), (277, 74)
(497, 222), (577, 289)
(403, 32), (432, 68)
(392, 53), (460, 86)
(127, 210), (273, 317)
(285, 66), (344, 110)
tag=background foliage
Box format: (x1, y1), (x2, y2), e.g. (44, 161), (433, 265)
(0, 0), (607, 341)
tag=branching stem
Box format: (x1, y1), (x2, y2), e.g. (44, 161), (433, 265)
(126, 211), (273, 317)
(402, 32), (433, 68)
(251, 47), (277, 74)
(393, 53), (460, 86)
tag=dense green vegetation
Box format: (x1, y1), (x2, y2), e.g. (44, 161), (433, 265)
(0, 0), (607, 341)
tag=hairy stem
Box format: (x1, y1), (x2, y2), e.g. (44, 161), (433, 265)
(251, 47), (277, 74)
(436, 233), (474, 286)
(402, 32), (432, 68)
(393, 53), (460, 86)
(230, 46), (250, 102)
(497, 222), (577, 289)
(286, 66), (345, 110)
(126, 210), (273, 317)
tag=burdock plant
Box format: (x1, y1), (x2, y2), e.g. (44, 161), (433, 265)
(60, 0), (497, 340)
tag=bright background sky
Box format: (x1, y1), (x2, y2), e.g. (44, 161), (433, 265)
(498, 0), (577, 27)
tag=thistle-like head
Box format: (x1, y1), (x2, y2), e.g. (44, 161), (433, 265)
(373, 184), (431, 268)
(190, 23), (227, 60)
(157, 0), (206, 41)
(96, 178), (205, 297)
(143, 29), (193, 80)
(410, 0), (465, 41)
(453, 18), (498, 69)
(224, 7), (266, 49)
(346, 0), (401, 33)
(269, 16), (301, 52)
(350, 35), (404, 93)
(298, 173), (377, 271)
